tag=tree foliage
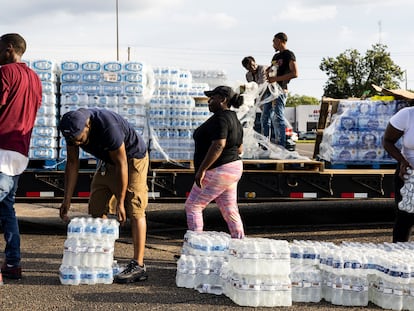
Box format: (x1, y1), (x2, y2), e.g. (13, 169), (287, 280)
(286, 94), (320, 107)
(319, 43), (404, 98)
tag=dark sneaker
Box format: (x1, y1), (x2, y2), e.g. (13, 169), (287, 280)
(1, 263), (22, 280)
(114, 260), (148, 283)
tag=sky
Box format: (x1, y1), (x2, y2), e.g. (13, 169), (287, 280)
(2, 0), (414, 99)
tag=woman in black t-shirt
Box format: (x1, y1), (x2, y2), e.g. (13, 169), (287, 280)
(185, 86), (245, 238)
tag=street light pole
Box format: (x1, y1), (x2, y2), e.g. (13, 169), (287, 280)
(116, 0), (119, 61)
(405, 70), (408, 90)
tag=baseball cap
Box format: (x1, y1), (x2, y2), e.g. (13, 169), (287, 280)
(58, 108), (91, 139)
(204, 86), (235, 99)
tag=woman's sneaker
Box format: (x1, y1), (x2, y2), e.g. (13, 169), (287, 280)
(1, 263), (22, 280)
(114, 260), (148, 283)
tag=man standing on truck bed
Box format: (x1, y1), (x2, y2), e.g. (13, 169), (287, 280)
(0, 33), (42, 280)
(58, 108), (149, 283)
(266, 32), (298, 148)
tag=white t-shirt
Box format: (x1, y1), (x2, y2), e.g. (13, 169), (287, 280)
(389, 106), (414, 167)
(0, 148), (29, 176)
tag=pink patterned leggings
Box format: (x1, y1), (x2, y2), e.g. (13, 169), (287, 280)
(185, 160), (244, 239)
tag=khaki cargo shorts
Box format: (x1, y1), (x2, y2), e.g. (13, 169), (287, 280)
(88, 153), (149, 219)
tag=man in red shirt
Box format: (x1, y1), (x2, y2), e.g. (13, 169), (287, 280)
(0, 33), (42, 280)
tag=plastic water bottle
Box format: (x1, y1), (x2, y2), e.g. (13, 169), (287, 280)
(310, 269), (322, 303)
(352, 276), (369, 306)
(59, 265), (80, 285)
(331, 273), (343, 305)
(195, 255), (211, 290)
(291, 266), (305, 302)
(321, 270), (333, 302)
(80, 266), (97, 285)
(290, 243), (303, 266)
(92, 218), (102, 238)
(176, 255), (189, 287)
(86, 238), (97, 267)
(96, 267), (113, 284)
(84, 218), (95, 237)
(341, 275), (353, 306)
(112, 260), (123, 277)
(404, 282), (414, 311)
(62, 237), (79, 266)
(67, 217), (84, 238)
(101, 238), (115, 267)
(106, 219), (119, 240)
(183, 255), (196, 289)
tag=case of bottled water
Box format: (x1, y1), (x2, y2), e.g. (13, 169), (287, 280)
(60, 217), (119, 285)
(29, 147), (57, 159)
(176, 231), (230, 294)
(228, 238), (290, 276)
(61, 61), (80, 72)
(319, 99), (400, 165)
(81, 61), (101, 72)
(82, 72), (102, 83)
(124, 61), (143, 72)
(176, 232), (293, 307)
(32, 126), (58, 137)
(398, 168), (414, 213)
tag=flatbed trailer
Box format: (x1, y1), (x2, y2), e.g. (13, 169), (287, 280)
(15, 158), (396, 203)
(15, 96), (399, 203)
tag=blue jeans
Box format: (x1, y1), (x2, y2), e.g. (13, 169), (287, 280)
(260, 101), (272, 138)
(0, 173), (21, 266)
(270, 92), (287, 147)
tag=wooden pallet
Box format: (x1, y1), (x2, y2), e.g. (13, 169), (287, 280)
(27, 159), (59, 170)
(150, 159), (325, 172)
(150, 159), (194, 170)
(56, 158), (98, 170)
(242, 159), (325, 172)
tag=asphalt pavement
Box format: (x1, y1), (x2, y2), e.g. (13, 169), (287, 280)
(0, 200), (396, 310)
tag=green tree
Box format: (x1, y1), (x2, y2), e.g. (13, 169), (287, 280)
(320, 43), (404, 98)
(286, 94), (320, 107)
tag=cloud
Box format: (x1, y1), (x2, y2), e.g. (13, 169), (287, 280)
(173, 11), (238, 30)
(273, 4), (337, 22)
(1, 0), (184, 23)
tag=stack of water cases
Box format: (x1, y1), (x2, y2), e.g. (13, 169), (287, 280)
(292, 240), (414, 310)
(177, 234), (414, 309)
(190, 69), (228, 89)
(176, 232), (291, 307)
(319, 99), (409, 164)
(58, 60), (149, 160)
(176, 231), (231, 295)
(225, 238), (292, 307)
(399, 168), (414, 213)
(28, 60), (59, 161)
(290, 240), (325, 303)
(59, 217), (119, 285)
(149, 67), (207, 160)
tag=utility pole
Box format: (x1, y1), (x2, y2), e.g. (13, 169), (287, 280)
(405, 70), (408, 90)
(378, 20), (382, 44)
(116, 0), (119, 61)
